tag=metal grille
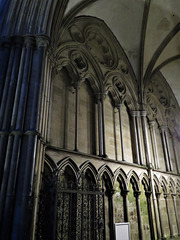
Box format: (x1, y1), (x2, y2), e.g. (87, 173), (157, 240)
(57, 182), (105, 240)
(36, 173), (105, 240)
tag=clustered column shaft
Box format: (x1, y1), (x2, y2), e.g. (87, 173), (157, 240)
(0, 34), (51, 240)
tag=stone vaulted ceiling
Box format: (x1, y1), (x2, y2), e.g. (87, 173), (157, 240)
(64, 0), (180, 106)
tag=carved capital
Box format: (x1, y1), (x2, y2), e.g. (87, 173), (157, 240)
(164, 193), (169, 199)
(121, 190), (129, 197)
(116, 103), (122, 109)
(171, 193), (176, 199)
(140, 110), (147, 117)
(149, 120), (156, 128)
(145, 191), (152, 198)
(36, 34), (50, 48)
(130, 110), (139, 117)
(24, 35), (35, 48)
(73, 80), (81, 90)
(134, 190), (141, 198)
(155, 192), (161, 199)
(159, 125), (168, 133)
(95, 92), (106, 101)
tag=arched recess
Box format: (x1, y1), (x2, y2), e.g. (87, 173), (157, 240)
(153, 174), (160, 193)
(113, 168), (128, 223)
(104, 74), (135, 162)
(79, 161), (98, 185)
(49, 60), (97, 154)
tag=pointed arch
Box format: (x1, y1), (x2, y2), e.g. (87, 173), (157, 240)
(127, 170), (140, 191)
(113, 167), (128, 190)
(98, 164), (114, 189)
(45, 154), (58, 172)
(167, 177), (176, 194)
(139, 172), (150, 192)
(159, 175), (168, 193)
(104, 70), (138, 105)
(79, 161), (98, 184)
(153, 174), (160, 193)
(56, 156), (79, 180)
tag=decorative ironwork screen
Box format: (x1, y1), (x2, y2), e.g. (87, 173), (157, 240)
(36, 167), (105, 240)
(57, 181), (105, 240)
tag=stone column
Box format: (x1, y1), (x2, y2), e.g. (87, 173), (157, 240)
(74, 81), (80, 151)
(7, 34), (50, 240)
(172, 194), (180, 236)
(145, 191), (155, 240)
(0, 38), (11, 103)
(141, 111), (151, 167)
(149, 121), (160, 169)
(0, 35), (24, 217)
(0, 35), (35, 240)
(96, 94), (102, 156)
(159, 126), (170, 171)
(136, 111), (144, 165)
(130, 111), (140, 164)
(108, 189), (115, 240)
(134, 191), (143, 240)
(121, 190), (129, 222)
(156, 192), (166, 240)
(31, 50), (53, 240)
(0, 36), (23, 185)
(117, 104), (124, 161)
(164, 194), (173, 238)
(101, 94), (107, 157)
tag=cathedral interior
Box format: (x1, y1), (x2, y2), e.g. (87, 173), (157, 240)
(1, 0), (180, 240)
